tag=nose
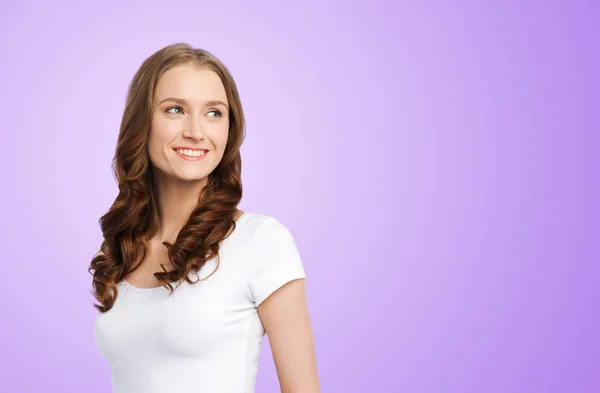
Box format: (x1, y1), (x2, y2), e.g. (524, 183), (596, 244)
(181, 114), (206, 139)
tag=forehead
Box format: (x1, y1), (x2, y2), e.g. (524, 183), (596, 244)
(154, 64), (228, 105)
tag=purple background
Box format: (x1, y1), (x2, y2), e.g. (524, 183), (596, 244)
(1, 1), (598, 392)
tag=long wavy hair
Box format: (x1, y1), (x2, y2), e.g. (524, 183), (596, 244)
(88, 43), (246, 313)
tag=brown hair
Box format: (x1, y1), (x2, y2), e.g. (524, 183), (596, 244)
(88, 43), (245, 312)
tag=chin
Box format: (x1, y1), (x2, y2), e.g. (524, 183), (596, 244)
(173, 172), (209, 182)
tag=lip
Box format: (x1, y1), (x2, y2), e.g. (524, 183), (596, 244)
(173, 148), (209, 161)
(172, 146), (209, 151)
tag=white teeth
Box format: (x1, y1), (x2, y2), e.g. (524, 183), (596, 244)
(176, 149), (206, 157)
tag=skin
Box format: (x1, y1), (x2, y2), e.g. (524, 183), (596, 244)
(259, 279), (321, 393)
(130, 62), (320, 392)
(148, 62), (231, 245)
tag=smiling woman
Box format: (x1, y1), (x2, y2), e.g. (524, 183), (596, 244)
(88, 43), (320, 393)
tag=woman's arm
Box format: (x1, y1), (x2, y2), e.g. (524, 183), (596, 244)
(258, 278), (321, 393)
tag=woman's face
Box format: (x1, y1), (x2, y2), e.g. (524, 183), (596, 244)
(148, 63), (230, 183)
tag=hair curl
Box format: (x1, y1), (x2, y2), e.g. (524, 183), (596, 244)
(88, 43), (246, 313)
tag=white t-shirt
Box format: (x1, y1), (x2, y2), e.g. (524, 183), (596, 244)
(94, 212), (306, 393)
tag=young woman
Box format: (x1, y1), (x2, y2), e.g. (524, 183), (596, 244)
(89, 43), (320, 393)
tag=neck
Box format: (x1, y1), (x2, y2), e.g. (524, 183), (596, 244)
(152, 171), (208, 244)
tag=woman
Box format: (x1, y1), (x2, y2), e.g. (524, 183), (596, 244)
(89, 43), (320, 393)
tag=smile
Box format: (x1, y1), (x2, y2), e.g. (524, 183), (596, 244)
(174, 148), (208, 161)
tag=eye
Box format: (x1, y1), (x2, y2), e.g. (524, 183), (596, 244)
(165, 106), (184, 114)
(206, 109), (223, 117)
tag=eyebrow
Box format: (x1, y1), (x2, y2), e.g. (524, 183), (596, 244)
(157, 97), (229, 109)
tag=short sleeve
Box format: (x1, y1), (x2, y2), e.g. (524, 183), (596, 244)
(247, 217), (306, 306)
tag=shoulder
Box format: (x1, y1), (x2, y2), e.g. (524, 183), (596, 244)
(239, 211), (276, 226)
(240, 211), (294, 243)
(241, 212), (306, 306)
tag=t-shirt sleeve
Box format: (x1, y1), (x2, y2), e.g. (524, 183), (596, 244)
(247, 217), (306, 307)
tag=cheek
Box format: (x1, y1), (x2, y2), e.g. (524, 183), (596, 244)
(215, 121), (230, 148)
(148, 120), (174, 156)
(151, 116), (176, 139)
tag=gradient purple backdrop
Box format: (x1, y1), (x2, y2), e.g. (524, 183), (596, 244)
(0, 1), (598, 392)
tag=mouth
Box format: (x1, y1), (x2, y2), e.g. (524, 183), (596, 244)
(173, 148), (209, 161)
